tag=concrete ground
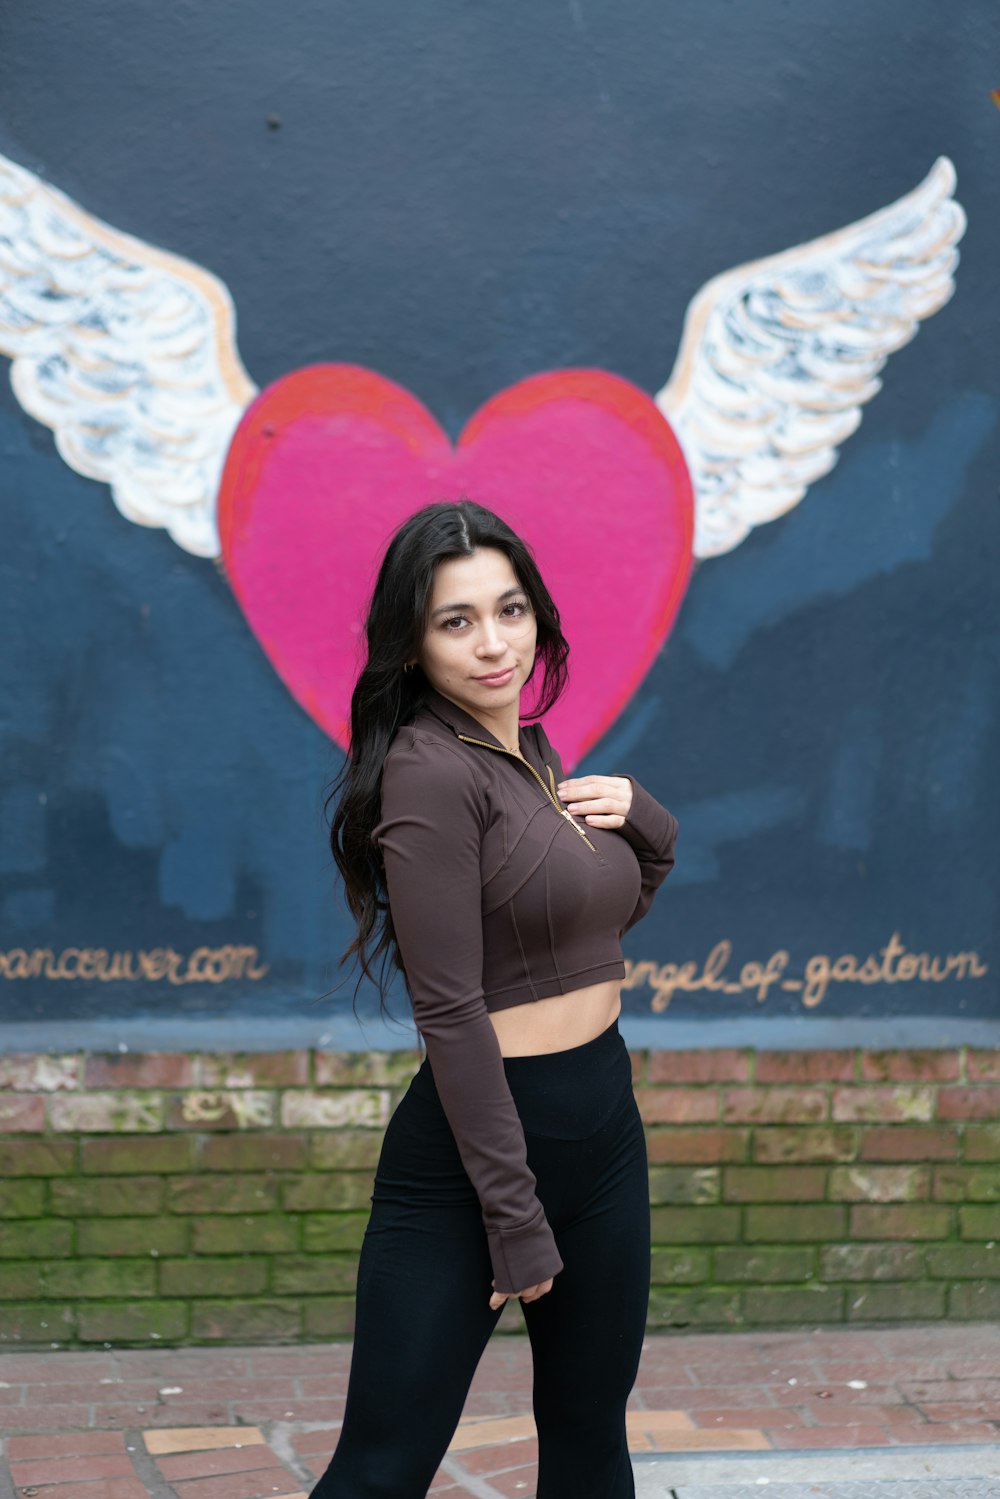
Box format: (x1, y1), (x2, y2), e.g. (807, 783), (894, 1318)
(1, 1323), (999, 1497)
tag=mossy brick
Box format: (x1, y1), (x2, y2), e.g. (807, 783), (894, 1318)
(948, 1282), (1000, 1318)
(83, 1052), (196, 1089)
(314, 1051), (422, 1087)
(647, 1287), (742, 1329)
(936, 1087), (1000, 1122)
(50, 1176), (163, 1216)
(303, 1296), (356, 1338)
(0, 1095), (45, 1131)
(649, 1247), (711, 1285)
(281, 1089), (390, 1130)
(646, 1129), (749, 1165)
(48, 1090), (164, 1132)
(196, 1050), (310, 1088)
(933, 1165), (1000, 1202)
(859, 1126), (960, 1162)
(0, 1302), (75, 1343)
(829, 1166), (931, 1202)
(820, 1243), (925, 1281)
(0, 1181), (45, 1218)
(649, 1206), (741, 1243)
(751, 1127), (857, 1165)
(272, 1254), (359, 1296)
(76, 1299), (188, 1343)
(722, 1088), (827, 1125)
(159, 1257), (269, 1296)
(166, 1174), (279, 1214)
(311, 1130), (385, 1171)
(647, 1167), (719, 1205)
(0, 1053), (80, 1090)
(926, 1244), (1000, 1278)
(80, 1135), (195, 1174)
(754, 1051), (855, 1084)
(0, 1220), (73, 1258)
(283, 1174), (374, 1213)
(44, 1258), (156, 1298)
(860, 1050), (960, 1083)
(189, 1298), (302, 1342)
(192, 1214), (300, 1254)
(713, 1247), (816, 1283)
(0, 1263), (45, 1299)
(303, 1214), (368, 1253)
(647, 1050), (751, 1084)
(744, 1205), (846, 1242)
(959, 1205), (1000, 1239)
(964, 1125), (1000, 1161)
(846, 1282), (947, 1320)
(850, 1204), (953, 1240)
(967, 1050), (1000, 1082)
(76, 1217), (190, 1257)
(166, 1090), (277, 1132)
(0, 1139), (76, 1176)
(635, 1088), (719, 1125)
(723, 1167), (827, 1202)
(743, 1285), (845, 1323)
(832, 1086), (934, 1123)
(196, 1133), (308, 1172)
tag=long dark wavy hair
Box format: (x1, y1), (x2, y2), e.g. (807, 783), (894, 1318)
(327, 498), (571, 1013)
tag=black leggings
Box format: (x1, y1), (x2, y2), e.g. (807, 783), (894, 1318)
(310, 1018), (650, 1499)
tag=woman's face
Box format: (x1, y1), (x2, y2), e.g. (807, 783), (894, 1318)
(417, 547), (538, 726)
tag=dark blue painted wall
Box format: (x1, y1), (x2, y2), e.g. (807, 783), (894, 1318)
(1, 1), (997, 1043)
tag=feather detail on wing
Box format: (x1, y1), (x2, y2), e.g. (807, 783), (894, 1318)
(0, 152), (257, 557)
(657, 157), (965, 560)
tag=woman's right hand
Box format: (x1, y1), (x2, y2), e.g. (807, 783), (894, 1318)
(489, 1277), (554, 1311)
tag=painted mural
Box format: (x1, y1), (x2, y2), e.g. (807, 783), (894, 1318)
(0, 2), (996, 1042)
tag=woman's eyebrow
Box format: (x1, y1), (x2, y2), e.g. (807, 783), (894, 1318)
(430, 586), (525, 620)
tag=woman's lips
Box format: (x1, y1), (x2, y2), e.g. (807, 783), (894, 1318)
(474, 666), (515, 685)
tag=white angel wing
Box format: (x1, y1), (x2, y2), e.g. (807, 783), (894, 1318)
(658, 157), (965, 560)
(0, 152), (257, 558)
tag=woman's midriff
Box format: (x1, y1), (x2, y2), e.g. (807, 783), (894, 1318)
(488, 978), (623, 1057)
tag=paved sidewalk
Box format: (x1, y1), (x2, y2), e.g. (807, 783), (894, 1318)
(1, 1324), (999, 1496)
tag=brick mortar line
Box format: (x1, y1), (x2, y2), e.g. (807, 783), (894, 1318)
(123, 1425), (184, 1499)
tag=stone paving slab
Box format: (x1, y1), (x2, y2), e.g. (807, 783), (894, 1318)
(673, 1485), (1000, 1497)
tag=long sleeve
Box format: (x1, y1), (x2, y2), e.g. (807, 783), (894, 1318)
(372, 732), (563, 1294)
(610, 772), (679, 933)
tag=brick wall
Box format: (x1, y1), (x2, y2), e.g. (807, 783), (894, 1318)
(0, 1046), (998, 1347)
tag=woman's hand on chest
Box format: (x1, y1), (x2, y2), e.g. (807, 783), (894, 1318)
(554, 775), (633, 830)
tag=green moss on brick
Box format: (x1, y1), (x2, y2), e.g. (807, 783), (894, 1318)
(0, 1181), (45, 1217)
(647, 1167), (719, 1205)
(649, 1206), (741, 1244)
(272, 1254), (359, 1296)
(192, 1214), (300, 1255)
(744, 1205), (847, 1242)
(649, 1248), (711, 1285)
(0, 1219), (73, 1258)
(76, 1300), (188, 1343)
(189, 1298), (302, 1342)
(846, 1282), (947, 1320)
(0, 1302), (75, 1344)
(303, 1214), (368, 1253)
(50, 1177), (162, 1217)
(647, 1287), (742, 1329)
(303, 1296), (356, 1339)
(77, 1217), (190, 1257)
(159, 1257), (269, 1297)
(713, 1247), (816, 1283)
(743, 1285), (845, 1323)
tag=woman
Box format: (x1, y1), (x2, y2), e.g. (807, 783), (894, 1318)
(315, 499), (679, 1498)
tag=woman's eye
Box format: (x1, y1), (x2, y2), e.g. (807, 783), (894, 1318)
(503, 600), (529, 617)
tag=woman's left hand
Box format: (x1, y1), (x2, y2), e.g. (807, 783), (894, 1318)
(556, 775), (632, 829)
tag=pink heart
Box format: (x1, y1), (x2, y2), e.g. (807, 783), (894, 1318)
(218, 364), (693, 768)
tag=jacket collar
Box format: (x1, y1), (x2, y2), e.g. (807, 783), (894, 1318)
(418, 686), (540, 763)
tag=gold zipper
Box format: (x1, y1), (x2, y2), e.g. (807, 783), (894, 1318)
(456, 734), (598, 852)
